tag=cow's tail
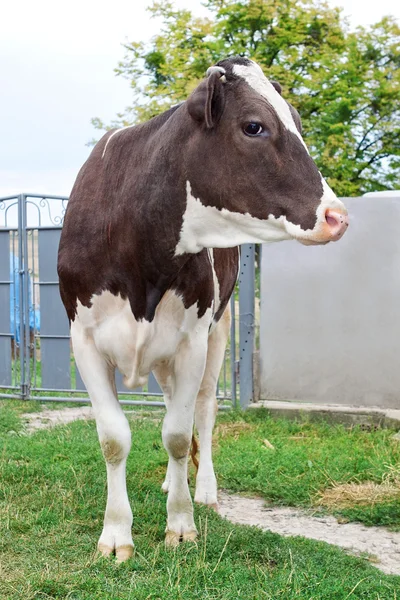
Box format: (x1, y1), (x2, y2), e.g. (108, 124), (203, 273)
(190, 433), (199, 473)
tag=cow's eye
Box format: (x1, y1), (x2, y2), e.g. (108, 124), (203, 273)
(243, 122), (264, 136)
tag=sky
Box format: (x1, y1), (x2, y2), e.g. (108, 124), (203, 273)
(1, 0), (399, 199)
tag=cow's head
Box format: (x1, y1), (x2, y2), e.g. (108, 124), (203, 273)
(177, 56), (348, 254)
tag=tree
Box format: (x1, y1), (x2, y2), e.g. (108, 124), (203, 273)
(92, 0), (400, 195)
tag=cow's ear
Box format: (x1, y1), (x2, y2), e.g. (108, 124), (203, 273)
(271, 81), (282, 95)
(187, 70), (226, 128)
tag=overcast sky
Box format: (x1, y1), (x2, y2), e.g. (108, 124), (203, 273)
(1, 0), (399, 198)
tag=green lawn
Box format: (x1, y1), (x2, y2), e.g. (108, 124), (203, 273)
(0, 402), (399, 599)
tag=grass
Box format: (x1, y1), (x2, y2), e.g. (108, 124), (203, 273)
(0, 403), (400, 598)
(215, 410), (400, 529)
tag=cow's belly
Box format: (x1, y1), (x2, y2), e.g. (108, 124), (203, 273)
(74, 289), (212, 389)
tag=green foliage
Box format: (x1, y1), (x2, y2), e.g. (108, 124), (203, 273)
(93, 0), (400, 195)
(1, 404), (400, 598)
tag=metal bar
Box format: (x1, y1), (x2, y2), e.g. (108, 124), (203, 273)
(230, 293), (236, 407)
(23, 195), (31, 396)
(0, 333), (13, 337)
(33, 281), (59, 285)
(238, 244), (255, 409)
(30, 386), (161, 395)
(12, 231), (18, 386)
(0, 195), (20, 202)
(26, 226), (63, 231)
(22, 193), (69, 201)
(27, 385), (231, 400)
(2, 395), (232, 409)
(17, 194), (26, 398)
(36, 334), (70, 340)
(31, 229), (37, 389)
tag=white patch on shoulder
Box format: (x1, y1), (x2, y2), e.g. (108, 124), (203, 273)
(175, 181), (291, 255)
(232, 61), (307, 150)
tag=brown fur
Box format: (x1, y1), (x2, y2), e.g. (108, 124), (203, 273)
(58, 55), (324, 327)
(190, 433), (199, 472)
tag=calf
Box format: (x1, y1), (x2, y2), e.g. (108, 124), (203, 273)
(58, 56), (348, 560)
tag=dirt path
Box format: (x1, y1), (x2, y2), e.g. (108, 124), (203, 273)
(22, 406), (400, 576)
(218, 492), (400, 576)
(22, 406), (94, 432)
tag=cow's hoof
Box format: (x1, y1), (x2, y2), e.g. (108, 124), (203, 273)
(165, 531), (180, 547)
(182, 530), (197, 543)
(98, 542), (134, 562)
(98, 542), (114, 557)
(165, 529), (197, 547)
(116, 544), (134, 563)
(196, 502), (219, 513)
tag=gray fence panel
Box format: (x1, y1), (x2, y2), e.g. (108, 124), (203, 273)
(238, 244), (255, 408)
(75, 367), (86, 391)
(38, 228), (71, 390)
(115, 369), (143, 394)
(260, 196), (400, 409)
(0, 231), (12, 386)
(148, 372), (162, 395)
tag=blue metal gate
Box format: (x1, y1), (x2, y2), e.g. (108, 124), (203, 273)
(0, 194), (257, 408)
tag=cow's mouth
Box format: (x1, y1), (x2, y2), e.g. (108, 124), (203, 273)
(298, 238), (330, 246)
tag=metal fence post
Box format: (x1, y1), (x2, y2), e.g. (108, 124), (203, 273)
(238, 243), (255, 408)
(17, 194), (28, 398)
(230, 294), (237, 407)
(22, 195), (31, 398)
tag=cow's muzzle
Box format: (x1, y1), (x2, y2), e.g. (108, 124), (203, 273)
(298, 207), (349, 246)
(324, 208), (349, 240)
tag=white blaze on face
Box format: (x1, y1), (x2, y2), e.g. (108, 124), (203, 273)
(231, 60), (347, 238)
(232, 60), (308, 151)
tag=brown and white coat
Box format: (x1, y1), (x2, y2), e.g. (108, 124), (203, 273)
(58, 56), (348, 559)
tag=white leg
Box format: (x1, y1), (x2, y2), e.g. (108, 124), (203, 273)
(194, 305), (231, 510)
(161, 313), (210, 547)
(71, 321), (133, 562)
(152, 362), (173, 494)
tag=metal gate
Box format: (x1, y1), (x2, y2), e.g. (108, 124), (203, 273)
(0, 194), (257, 408)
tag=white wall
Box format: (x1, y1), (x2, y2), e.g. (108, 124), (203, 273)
(260, 196), (400, 409)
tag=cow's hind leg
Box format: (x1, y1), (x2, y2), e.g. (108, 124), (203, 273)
(161, 316), (209, 547)
(194, 305), (231, 510)
(71, 321), (133, 562)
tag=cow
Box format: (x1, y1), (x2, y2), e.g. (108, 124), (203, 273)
(57, 56), (348, 561)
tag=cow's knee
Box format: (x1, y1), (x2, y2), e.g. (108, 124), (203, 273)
(98, 416), (131, 465)
(163, 430), (191, 460)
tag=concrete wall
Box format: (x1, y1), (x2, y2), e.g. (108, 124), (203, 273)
(259, 196), (400, 409)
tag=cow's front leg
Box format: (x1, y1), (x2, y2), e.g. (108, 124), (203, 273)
(194, 305), (231, 510)
(71, 322), (133, 562)
(162, 320), (209, 547)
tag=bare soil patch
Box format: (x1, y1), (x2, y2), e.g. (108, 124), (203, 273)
(218, 491), (400, 576)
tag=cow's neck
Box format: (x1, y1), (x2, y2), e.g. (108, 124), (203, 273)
(174, 180), (291, 255)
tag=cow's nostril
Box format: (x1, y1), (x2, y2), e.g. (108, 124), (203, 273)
(326, 214), (338, 228)
(324, 209), (349, 239)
